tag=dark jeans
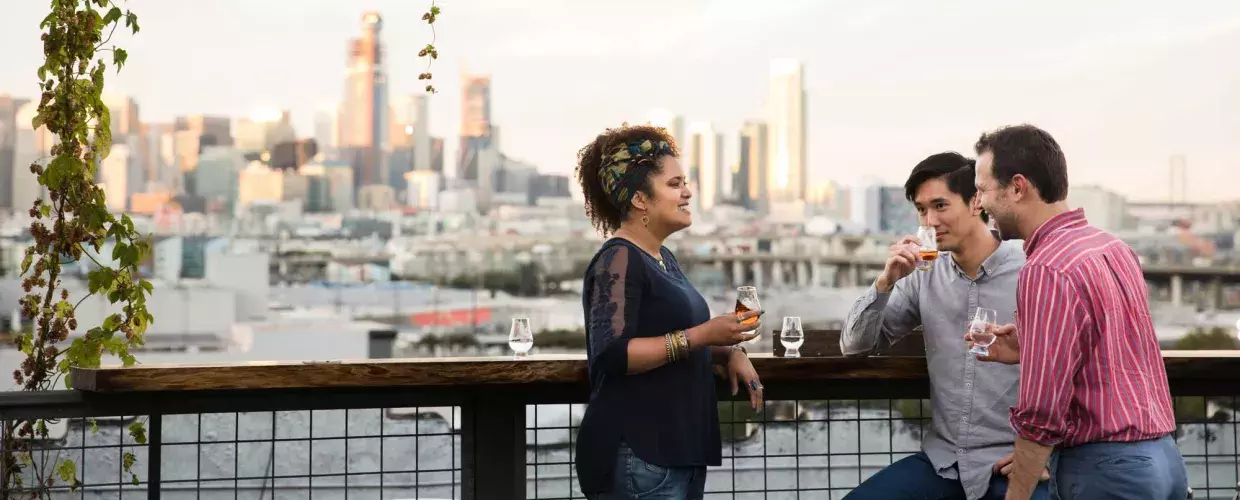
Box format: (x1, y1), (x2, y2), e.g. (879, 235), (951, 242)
(1049, 435), (1188, 500)
(586, 444), (707, 499)
(842, 452), (1051, 500)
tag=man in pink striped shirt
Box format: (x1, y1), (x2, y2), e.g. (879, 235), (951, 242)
(970, 124), (1186, 500)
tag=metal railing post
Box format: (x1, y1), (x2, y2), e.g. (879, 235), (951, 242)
(461, 391), (526, 500)
(148, 412), (161, 500)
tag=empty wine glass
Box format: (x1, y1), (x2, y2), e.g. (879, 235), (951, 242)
(916, 226), (938, 271)
(734, 286), (762, 343)
(508, 317), (533, 359)
(780, 317), (804, 358)
(966, 307), (998, 356)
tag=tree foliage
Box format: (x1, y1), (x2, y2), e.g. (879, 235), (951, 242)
(1173, 326), (1240, 350)
(3, 0), (151, 496)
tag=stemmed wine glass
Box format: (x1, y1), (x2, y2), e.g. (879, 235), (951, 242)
(508, 317), (533, 359)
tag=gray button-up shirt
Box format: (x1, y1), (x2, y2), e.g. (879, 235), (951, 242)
(840, 240), (1025, 500)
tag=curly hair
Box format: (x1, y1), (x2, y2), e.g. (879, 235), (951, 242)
(575, 123), (680, 235)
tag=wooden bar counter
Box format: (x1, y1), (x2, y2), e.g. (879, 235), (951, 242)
(71, 350), (1240, 394)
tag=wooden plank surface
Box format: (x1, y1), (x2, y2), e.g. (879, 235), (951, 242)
(70, 349), (1240, 393)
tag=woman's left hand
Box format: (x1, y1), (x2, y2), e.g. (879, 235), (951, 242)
(727, 349), (763, 411)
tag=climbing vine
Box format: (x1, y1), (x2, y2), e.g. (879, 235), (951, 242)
(3, 1), (441, 496)
(417, 1), (441, 93)
(2, 0), (152, 496)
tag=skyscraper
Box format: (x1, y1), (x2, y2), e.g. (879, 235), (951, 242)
(410, 95), (432, 173)
(686, 121), (722, 212)
(386, 94), (432, 191)
(102, 93), (141, 138)
(12, 102), (52, 212)
(458, 72), (493, 182)
(174, 114), (232, 195)
(646, 109), (686, 151)
(340, 12), (390, 191)
(767, 58), (807, 203)
(740, 121), (769, 212)
(313, 104), (339, 154)
(0, 95), (29, 210)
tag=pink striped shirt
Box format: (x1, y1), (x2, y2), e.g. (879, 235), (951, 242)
(1010, 209), (1176, 447)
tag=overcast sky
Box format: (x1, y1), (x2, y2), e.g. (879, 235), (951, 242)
(3, 0), (1239, 201)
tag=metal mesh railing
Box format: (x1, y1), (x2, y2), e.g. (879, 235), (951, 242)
(525, 398), (1239, 500)
(4, 415), (153, 498)
(5, 407), (464, 499)
(3, 398), (1237, 499)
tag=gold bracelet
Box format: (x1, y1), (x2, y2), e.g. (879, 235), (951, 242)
(664, 333), (675, 363)
(673, 330), (689, 360)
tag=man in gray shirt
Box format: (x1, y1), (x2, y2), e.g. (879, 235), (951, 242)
(839, 152), (1048, 500)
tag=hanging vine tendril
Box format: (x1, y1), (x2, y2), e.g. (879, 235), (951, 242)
(417, 1), (441, 93)
(2, 0), (152, 496)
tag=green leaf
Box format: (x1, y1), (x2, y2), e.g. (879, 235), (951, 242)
(431, 6), (441, 15)
(39, 204), (51, 217)
(125, 12), (140, 33)
(128, 421), (147, 445)
(87, 267), (116, 294)
(122, 451), (136, 471)
(112, 47), (128, 71)
(131, 473), (140, 486)
(55, 458), (77, 484)
(102, 314), (121, 331)
(103, 7), (122, 25)
(41, 155), (85, 191)
(90, 419), (99, 434)
(17, 333), (33, 355)
(102, 336), (126, 355)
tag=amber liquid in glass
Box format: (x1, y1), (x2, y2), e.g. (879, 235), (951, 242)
(734, 300), (758, 325)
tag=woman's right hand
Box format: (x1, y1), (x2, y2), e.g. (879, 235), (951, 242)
(688, 310), (763, 347)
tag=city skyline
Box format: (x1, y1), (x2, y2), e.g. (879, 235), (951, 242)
(2, 0), (1240, 201)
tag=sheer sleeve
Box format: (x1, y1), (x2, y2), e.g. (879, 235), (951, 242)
(585, 244), (646, 378)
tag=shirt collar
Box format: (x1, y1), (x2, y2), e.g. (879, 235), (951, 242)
(949, 231), (1012, 280)
(1023, 208), (1088, 255)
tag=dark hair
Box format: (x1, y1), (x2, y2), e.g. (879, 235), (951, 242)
(904, 152), (977, 203)
(575, 124), (680, 235)
(974, 124), (1068, 203)
(904, 152), (987, 223)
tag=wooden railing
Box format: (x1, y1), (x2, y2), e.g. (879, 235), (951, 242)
(0, 331), (1235, 498)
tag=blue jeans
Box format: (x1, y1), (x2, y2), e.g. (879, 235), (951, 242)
(1049, 435), (1187, 500)
(842, 452), (1051, 500)
(586, 444), (707, 499)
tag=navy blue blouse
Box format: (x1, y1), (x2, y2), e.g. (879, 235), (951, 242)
(574, 238), (719, 493)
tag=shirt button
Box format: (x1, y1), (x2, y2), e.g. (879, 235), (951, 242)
(965, 382), (972, 389)
(961, 416), (968, 422)
(957, 449), (965, 455)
